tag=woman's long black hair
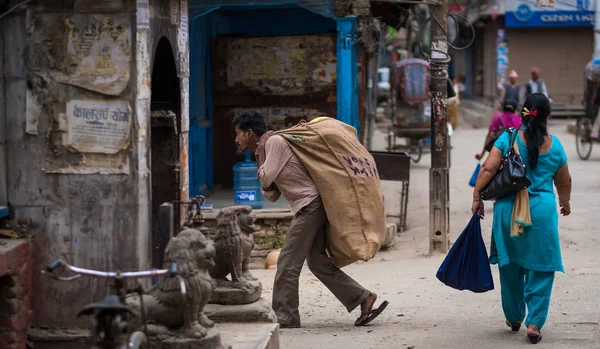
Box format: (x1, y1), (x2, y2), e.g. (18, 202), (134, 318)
(520, 93), (550, 169)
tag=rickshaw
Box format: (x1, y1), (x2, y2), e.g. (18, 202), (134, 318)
(387, 58), (432, 163)
(576, 57), (600, 160)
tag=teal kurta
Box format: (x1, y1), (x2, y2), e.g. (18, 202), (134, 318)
(489, 129), (567, 273)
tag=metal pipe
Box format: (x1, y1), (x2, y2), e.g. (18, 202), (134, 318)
(595, 0), (600, 57)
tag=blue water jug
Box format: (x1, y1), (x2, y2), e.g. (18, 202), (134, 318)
(233, 152), (264, 209)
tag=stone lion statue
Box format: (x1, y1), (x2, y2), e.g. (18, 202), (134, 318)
(210, 206), (259, 302)
(126, 228), (216, 338)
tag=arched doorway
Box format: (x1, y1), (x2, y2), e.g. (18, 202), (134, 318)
(150, 37), (181, 268)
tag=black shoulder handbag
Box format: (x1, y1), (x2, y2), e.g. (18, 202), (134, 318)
(479, 128), (531, 201)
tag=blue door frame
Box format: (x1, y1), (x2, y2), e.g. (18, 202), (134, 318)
(188, 3), (359, 197)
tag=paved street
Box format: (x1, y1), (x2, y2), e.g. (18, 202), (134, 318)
(251, 117), (600, 348)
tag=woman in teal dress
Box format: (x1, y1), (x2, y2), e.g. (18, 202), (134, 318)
(472, 93), (572, 344)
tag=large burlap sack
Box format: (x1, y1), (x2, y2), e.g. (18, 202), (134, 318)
(276, 117), (386, 268)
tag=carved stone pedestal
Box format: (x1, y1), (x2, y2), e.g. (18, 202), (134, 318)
(147, 327), (228, 349)
(210, 280), (262, 305)
(205, 297), (277, 323)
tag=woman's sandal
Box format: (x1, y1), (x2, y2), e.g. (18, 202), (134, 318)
(505, 320), (522, 332)
(527, 330), (542, 344)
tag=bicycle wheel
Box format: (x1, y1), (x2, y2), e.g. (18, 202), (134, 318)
(576, 118), (593, 160)
(127, 331), (148, 349)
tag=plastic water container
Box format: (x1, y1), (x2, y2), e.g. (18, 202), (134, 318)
(233, 152), (264, 209)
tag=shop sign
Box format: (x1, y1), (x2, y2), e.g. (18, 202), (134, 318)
(505, 0), (594, 28)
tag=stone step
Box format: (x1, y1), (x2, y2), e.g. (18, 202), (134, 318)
(218, 323), (280, 349)
(567, 121), (577, 134)
(29, 323), (280, 349)
(381, 222), (397, 249)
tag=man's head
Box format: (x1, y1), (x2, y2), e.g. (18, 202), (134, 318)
(508, 70), (518, 85)
(232, 111), (267, 152)
(531, 66), (540, 81)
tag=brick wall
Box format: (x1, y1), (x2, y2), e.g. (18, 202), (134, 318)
(0, 240), (33, 349)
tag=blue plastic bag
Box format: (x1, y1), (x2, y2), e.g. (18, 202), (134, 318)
(468, 163), (481, 187)
(436, 214), (494, 293)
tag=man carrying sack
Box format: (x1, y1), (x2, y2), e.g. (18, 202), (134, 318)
(232, 112), (388, 328)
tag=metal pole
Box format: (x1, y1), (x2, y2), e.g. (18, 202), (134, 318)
(429, 0), (450, 254)
(595, 0), (600, 58)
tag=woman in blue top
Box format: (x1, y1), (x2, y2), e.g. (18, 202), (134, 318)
(472, 93), (572, 344)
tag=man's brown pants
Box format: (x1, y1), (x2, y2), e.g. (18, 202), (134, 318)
(272, 197), (371, 326)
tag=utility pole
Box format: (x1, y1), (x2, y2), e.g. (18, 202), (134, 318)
(429, 0), (450, 254)
(595, 0), (600, 58)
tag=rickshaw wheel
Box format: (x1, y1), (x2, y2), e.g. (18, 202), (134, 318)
(409, 142), (422, 163)
(576, 118), (593, 161)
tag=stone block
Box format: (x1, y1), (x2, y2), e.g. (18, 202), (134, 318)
(567, 122), (577, 135)
(147, 327), (227, 349)
(27, 328), (88, 349)
(381, 223), (397, 249)
(263, 219), (278, 226)
(209, 282), (262, 306)
(219, 323), (280, 349)
(205, 298), (277, 324)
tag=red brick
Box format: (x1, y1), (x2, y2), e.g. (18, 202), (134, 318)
(0, 330), (26, 343)
(0, 313), (29, 331)
(0, 330), (27, 349)
(0, 240), (32, 349)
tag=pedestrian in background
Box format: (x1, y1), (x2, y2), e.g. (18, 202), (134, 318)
(475, 99), (522, 161)
(498, 70), (525, 111)
(471, 93), (572, 344)
(447, 76), (461, 130)
(526, 67), (550, 101)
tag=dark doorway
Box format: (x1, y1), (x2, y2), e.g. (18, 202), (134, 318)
(150, 37), (181, 268)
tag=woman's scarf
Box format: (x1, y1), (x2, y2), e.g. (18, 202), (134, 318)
(511, 141), (532, 237)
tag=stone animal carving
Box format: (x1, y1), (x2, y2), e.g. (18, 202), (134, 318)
(210, 206), (258, 288)
(126, 228), (216, 338)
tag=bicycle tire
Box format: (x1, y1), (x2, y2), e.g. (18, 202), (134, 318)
(576, 118), (593, 160)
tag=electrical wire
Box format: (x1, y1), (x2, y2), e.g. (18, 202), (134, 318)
(411, 5), (477, 80)
(0, 0), (34, 20)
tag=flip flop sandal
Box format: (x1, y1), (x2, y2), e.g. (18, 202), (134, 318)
(354, 301), (389, 326)
(506, 320), (522, 332)
(527, 331), (542, 344)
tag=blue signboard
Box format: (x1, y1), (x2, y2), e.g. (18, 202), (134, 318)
(505, 0), (594, 28)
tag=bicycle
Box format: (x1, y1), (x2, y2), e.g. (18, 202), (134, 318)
(44, 259), (186, 349)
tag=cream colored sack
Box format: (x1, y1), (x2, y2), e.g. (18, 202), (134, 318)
(276, 117), (386, 268)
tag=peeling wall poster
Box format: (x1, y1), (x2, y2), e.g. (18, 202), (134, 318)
(66, 100), (132, 154)
(34, 14), (133, 96)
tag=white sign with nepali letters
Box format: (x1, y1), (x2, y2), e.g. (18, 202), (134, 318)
(67, 100), (132, 154)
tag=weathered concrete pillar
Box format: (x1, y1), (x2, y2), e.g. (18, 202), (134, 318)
(0, 0), (189, 330)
